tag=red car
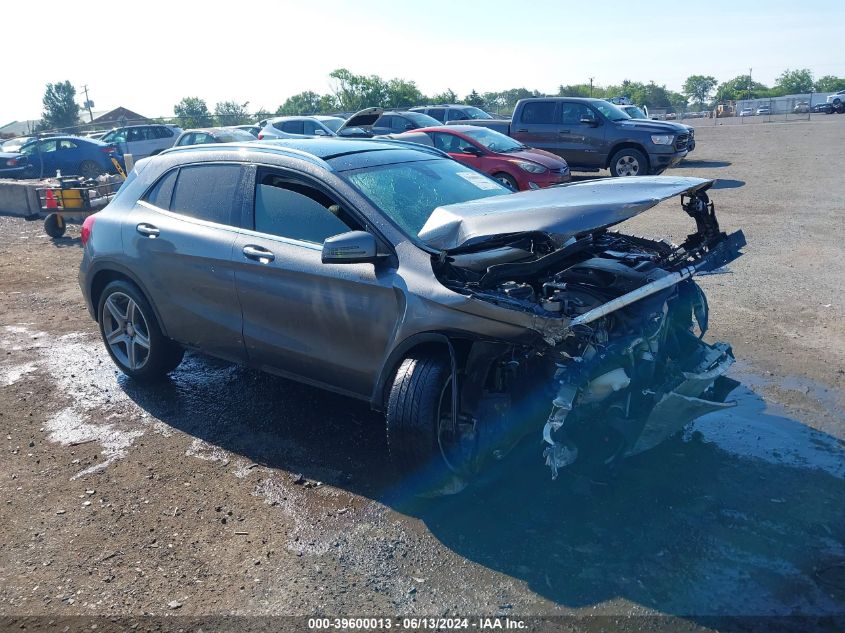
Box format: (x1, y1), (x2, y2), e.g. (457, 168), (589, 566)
(391, 125), (570, 190)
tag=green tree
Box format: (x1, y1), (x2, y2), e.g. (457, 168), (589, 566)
(714, 75), (769, 102)
(174, 97), (212, 128)
(814, 75), (845, 93)
(253, 107), (272, 122)
(214, 100), (251, 125)
(431, 88), (458, 104)
(277, 91), (323, 115)
(318, 94), (338, 113)
(557, 83), (593, 98)
(39, 81), (80, 132)
(329, 68), (388, 111)
(774, 68), (814, 95)
(463, 90), (484, 106)
(682, 75), (717, 107)
(384, 78), (424, 108)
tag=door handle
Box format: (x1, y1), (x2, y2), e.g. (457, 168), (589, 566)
(515, 129), (528, 133)
(136, 223), (160, 237)
(558, 130), (571, 134)
(242, 245), (275, 263)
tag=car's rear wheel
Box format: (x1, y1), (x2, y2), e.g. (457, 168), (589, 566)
(609, 148), (649, 177)
(386, 352), (476, 494)
(492, 172), (519, 191)
(78, 160), (101, 179)
(97, 280), (183, 381)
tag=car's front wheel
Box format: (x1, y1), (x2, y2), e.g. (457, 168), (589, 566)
(492, 172), (519, 191)
(386, 351), (476, 494)
(97, 280), (184, 381)
(609, 148), (649, 177)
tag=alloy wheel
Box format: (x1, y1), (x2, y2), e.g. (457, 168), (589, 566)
(615, 155), (640, 176)
(102, 292), (151, 370)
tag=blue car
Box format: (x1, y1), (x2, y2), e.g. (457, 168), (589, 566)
(16, 135), (123, 179)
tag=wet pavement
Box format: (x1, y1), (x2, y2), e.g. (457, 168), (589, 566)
(2, 321), (844, 629)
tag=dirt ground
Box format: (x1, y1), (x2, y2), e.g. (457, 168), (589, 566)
(1, 116), (844, 632)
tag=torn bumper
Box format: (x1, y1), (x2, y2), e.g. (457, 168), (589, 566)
(628, 342), (736, 455)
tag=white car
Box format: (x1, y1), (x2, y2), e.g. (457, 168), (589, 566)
(100, 124), (181, 159)
(257, 116), (345, 140)
(738, 107), (753, 117)
(826, 90), (845, 108)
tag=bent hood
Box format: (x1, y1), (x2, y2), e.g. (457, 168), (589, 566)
(418, 176), (713, 251)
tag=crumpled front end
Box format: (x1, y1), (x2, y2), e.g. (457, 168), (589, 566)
(431, 177), (746, 480)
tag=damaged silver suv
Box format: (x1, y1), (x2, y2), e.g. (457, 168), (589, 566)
(78, 138), (746, 487)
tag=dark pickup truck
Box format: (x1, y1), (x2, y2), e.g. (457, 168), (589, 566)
(451, 97), (690, 177)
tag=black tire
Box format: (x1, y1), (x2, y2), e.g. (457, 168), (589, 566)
(609, 148), (649, 177)
(492, 172), (519, 191)
(44, 213), (66, 238)
(97, 279), (183, 381)
(78, 160), (101, 179)
(386, 352), (474, 492)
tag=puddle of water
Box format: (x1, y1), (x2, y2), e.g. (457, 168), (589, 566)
(689, 383), (845, 480)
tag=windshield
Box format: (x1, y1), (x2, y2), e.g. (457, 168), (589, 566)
(102, 129), (126, 143)
(217, 129), (256, 142)
(463, 127), (525, 153)
(404, 112), (441, 127)
(320, 117), (345, 133)
(2, 138), (30, 152)
(463, 106), (493, 120)
(624, 106), (648, 119)
(341, 158), (510, 237)
(593, 101), (630, 121)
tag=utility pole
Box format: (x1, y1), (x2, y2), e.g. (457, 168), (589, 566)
(589, 77), (594, 97)
(82, 84), (94, 123)
(747, 68), (752, 100)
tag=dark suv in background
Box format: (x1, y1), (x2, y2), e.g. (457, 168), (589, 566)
(336, 108), (440, 136)
(409, 104), (495, 123)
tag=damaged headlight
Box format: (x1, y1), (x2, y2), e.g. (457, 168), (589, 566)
(650, 134), (674, 145)
(510, 160), (547, 174)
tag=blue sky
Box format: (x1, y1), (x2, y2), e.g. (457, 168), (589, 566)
(3, 0), (843, 123)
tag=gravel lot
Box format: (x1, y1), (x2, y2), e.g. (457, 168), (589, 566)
(1, 116), (844, 632)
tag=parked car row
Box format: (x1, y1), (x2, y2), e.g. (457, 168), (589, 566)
(3, 97), (701, 182)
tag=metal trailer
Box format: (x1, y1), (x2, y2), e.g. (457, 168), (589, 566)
(35, 176), (122, 238)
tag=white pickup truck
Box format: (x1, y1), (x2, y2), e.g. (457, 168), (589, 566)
(826, 90), (845, 111)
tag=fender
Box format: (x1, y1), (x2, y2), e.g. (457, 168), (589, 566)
(84, 259), (172, 339)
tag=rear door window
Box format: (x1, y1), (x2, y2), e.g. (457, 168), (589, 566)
(428, 108), (445, 122)
(281, 121), (305, 135)
(168, 164), (244, 225)
(447, 109), (469, 121)
(254, 172), (356, 244)
(520, 101), (557, 124)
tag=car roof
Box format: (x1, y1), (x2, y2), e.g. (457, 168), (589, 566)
(161, 137), (444, 163)
(269, 115), (341, 122)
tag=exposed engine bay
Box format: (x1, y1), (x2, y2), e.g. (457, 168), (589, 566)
(430, 181), (746, 479)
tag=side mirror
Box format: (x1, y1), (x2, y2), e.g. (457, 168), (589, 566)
(404, 123), (415, 131)
(313, 128), (327, 136)
(322, 230), (384, 264)
(461, 145), (482, 156)
(580, 116), (598, 126)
